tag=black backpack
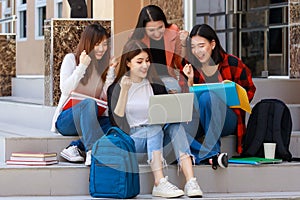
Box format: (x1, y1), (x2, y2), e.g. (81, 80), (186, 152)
(242, 99), (293, 161)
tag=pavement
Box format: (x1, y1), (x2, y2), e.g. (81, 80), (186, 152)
(2, 192), (300, 200)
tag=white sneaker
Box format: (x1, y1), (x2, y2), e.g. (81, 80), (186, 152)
(60, 145), (84, 162)
(184, 177), (203, 197)
(84, 150), (92, 166)
(152, 176), (184, 198)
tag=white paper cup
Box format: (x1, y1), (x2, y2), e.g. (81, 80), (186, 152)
(263, 143), (276, 159)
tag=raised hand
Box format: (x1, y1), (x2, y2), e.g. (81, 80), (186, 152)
(79, 50), (91, 66)
(183, 64), (194, 79)
(179, 30), (189, 47)
(109, 56), (119, 68)
(120, 76), (132, 91)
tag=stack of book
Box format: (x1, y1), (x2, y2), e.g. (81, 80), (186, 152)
(6, 152), (59, 166)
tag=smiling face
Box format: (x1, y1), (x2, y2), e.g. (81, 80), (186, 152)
(127, 51), (151, 82)
(145, 20), (165, 41)
(93, 37), (108, 60)
(191, 35), (215, 65)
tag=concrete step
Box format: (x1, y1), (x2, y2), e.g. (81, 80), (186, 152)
(12, 76), (44, 100)
(2, 192), (300, 199)
(0, 100), (55, 130)
(1, 161), (300, 196)
(0, 96), (300, 132)
(252, 78), (300, 104)
(0, 122), (79, 163)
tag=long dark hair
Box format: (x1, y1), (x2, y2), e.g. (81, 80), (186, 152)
(187, 24), (226, 68)
(115, 40), (162, 85)
(75, 23), (110, 85)
(131, 5), (171, 40)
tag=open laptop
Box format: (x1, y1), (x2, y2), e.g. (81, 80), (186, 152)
(148, 93), (194, 124)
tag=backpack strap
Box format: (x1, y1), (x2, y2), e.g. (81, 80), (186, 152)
(245, 101), (269, 155)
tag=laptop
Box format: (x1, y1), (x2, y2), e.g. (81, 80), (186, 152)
(148, 93), (194, 124)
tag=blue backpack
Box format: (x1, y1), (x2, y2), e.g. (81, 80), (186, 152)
(89, 127), (140, 198)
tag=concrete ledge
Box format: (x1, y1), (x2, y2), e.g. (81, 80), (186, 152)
(1, 162), (300, 196)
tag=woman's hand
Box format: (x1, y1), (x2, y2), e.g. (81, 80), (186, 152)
(183, 64), (194, 79)
(120, 76), (132, 91)
(79, 50), (91, 66)
(179, 30), (189, 47)
(109, 56), (119, 68)
(183, 64), (194, 86)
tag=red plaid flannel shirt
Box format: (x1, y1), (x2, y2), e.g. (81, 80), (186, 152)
(179, 53), (256, 154)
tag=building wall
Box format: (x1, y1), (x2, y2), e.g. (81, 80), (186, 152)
(16, 1), (45, 75)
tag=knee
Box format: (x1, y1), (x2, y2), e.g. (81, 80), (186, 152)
(198, 91), (212, 106)
(80, 98), (97, 111)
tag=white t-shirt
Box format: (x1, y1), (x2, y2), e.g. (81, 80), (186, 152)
(126, 79), (154, 127)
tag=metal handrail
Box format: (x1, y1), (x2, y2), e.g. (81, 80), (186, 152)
(0, 15), (17, 23)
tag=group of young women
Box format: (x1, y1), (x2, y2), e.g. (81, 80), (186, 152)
(51, 4), (256, 198)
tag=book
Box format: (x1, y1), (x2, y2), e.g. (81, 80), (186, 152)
(62, 92), (107, 116)
(11, 152), (57, 158)
(189, 80), (251, 113)
(6, 160), (59, 166)
(10, 156), (57, 162)
(228, 157), (282, 165)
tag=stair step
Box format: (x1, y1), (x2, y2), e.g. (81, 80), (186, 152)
(252, 78), (300, 104)
(2, 192), (300, 199)
(0, 122), (79, 163)
(0, 100), (55, 130)
(12, 76), (44, 100)
(1, 162), (300, 196)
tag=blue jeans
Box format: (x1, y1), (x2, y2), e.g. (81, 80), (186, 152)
(130, 125), (164, 163)
(163, 123), (193, 165)
(183, 91), (238, 164)
(56, 98), (111, 151)
(160, 76), (182, 93)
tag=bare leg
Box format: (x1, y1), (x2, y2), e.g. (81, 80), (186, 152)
(151, 150), (164, 186)
(180, 153), (194, 182)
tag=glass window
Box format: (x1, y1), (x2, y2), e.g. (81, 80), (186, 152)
(57, 2), (63, 18)
(19, 10), (27, 38)
(17, 0), (27, 39)
(38, 6), (46, 36)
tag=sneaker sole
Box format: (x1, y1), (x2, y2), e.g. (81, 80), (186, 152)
(152, 191), (184, 198)
(60, 152), (84, 162)
(186, 190), (203, 198)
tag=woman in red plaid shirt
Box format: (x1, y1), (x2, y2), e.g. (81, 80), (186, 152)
(180, 24), (256, 169)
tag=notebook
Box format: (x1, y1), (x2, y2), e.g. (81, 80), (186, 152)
(228, 157), (283, 165)
(147, 93), (194, 124)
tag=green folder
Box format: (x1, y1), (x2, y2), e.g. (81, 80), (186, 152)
(229, 157), (282, 165)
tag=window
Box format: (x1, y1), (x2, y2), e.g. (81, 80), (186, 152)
(35, 0), (46, 38)
(37, 6), (46, 36)
(193, 0), (289, 77)
(54, 0), (63, 18)
(17, 0), (27, 39)
(4, 14), (12, 33)
(1, 0), (12, 33)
